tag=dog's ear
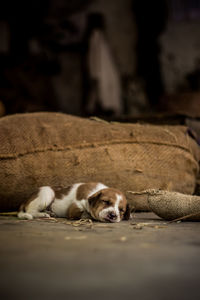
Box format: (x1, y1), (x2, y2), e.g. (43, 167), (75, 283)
(88, 191), (102, 207)
(123, 204), (131, 220)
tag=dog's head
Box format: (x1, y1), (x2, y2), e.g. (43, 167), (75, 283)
(88, 188), (130, 223)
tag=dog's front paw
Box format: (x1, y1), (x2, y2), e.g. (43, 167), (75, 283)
(81, 211), (92, 219)
(45, 210), (57, 218)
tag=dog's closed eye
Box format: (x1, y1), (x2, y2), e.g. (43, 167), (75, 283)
(102, 199), (111, 205)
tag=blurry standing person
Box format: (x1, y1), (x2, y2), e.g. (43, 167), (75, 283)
(82, 13), (122, 116)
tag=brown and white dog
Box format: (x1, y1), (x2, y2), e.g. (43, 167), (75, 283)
(18, 182), (130, 223)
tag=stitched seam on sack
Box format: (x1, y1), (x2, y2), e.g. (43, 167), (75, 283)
(0, 140), (197, 160)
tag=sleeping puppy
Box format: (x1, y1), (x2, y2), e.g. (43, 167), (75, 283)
(18, 182), (130, 222)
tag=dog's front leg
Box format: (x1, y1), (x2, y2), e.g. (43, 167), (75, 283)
(66, 203), (83, 220)
(81, 211), (92, 220)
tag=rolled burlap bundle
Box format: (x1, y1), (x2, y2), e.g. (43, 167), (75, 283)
(0, 112), (200, 211)
(146, 189), (200, 221)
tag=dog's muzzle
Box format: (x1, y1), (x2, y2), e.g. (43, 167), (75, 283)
(105, 211), (118, 222)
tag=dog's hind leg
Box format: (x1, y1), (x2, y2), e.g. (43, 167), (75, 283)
(18, 186), (55, 219)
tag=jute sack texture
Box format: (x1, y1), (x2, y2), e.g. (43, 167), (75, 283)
(147, 189), (200, 221)
(0, 112), (199, 211)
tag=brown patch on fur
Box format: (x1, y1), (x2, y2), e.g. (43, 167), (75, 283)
(19, 189), (40, 212)
(76, 182), (101, 200)
(66, 203), (82, 220)
(88, 191), (103, 207)
(88, 191), (105, 220)
(54, 186), (72, 199)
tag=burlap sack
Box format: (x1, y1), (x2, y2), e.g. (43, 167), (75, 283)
(147, 189), (200, 221)
(0, 112), (199, 211)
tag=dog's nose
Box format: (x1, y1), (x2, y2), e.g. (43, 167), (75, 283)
(108, 212), (117, 220)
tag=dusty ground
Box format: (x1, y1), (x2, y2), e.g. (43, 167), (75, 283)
(0, 212), (200, 300)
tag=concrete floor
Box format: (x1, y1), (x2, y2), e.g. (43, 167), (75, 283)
(0, 212), (200, 300)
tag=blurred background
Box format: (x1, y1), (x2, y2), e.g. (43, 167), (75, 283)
(0, 0), (200, 119)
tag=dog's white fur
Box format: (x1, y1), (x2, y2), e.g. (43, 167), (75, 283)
(18, 182), (128, 223)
